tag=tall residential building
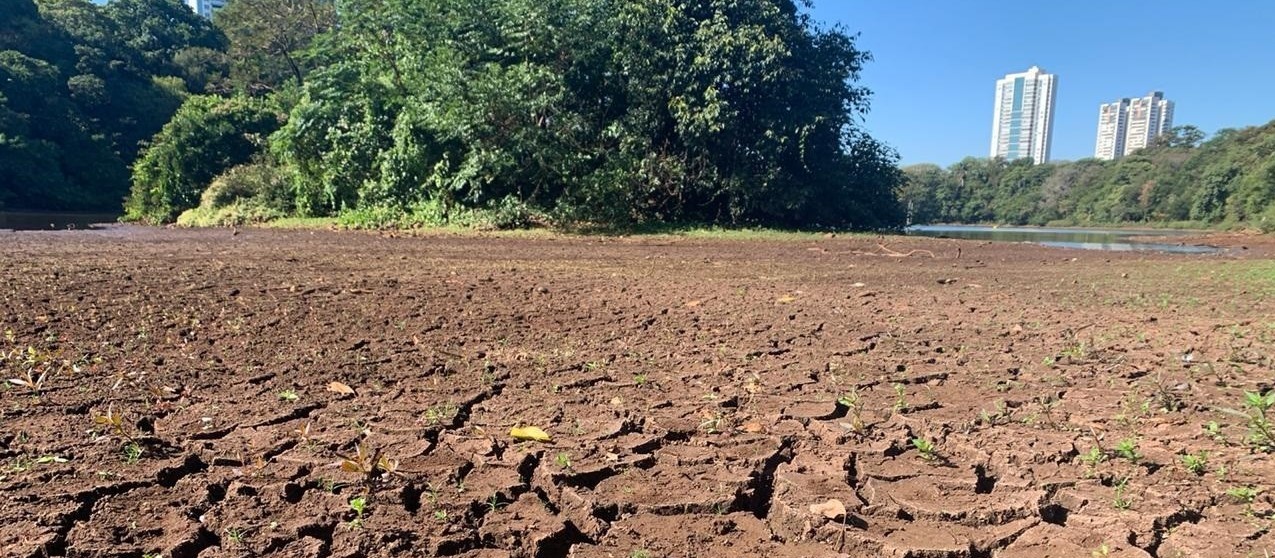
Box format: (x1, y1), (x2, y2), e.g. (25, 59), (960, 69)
(990, 66), (1057, 164)
(1093, 91), (1175, 160)
(185, 0), (226, 19)
(1094, 99), (1130, 160)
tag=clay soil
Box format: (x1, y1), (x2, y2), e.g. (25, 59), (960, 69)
(2, 227), (1274, 558)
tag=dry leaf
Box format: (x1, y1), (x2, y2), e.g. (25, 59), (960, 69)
(740, 421), (765, 434)
(510, 426), (552, 442)
(685, 299), (702, 308)
(809, 498), (847, 519)
(776, 294), (797, 304)
(327, 381), (356, 395)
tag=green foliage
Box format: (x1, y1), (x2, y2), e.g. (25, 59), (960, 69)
(213, 0), (336, 94)
(0, 0), (226, 211)
(1240, 390), (1274, 452)
(1181, 451), (1207, 476)
(902, 121), (1275, 229)
(268, 0), (901, 229)
(125, 95), (282, 223)
(176, 161), (293, 226)
(1114, 438), (1141, 462)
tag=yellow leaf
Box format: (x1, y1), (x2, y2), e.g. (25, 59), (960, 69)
(340, 460), (361, 473)
(809, 498), (847, 519)
(510, 426), (552, 442)
(327, 381), (356, 395)
(776, 294), (797, 304)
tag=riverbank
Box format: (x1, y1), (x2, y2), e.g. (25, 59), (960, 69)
(2, 228), (1273, 556)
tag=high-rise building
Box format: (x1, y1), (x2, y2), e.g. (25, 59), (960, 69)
(1092, 92), (1174, 160)
(1094, 99), (1130, 160)
(1123, 92), (1174, 155)
(990, 66), (1057, 164)
(185, 0), (226, 19)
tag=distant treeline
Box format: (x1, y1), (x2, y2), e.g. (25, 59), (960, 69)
(4, 0), (906, 231)
(0, 0), (228, 210)
(902, 123), (1275, 231)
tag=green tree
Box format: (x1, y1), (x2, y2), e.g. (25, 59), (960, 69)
(124, 95), (282, 223)
(213, 0), (336, 94)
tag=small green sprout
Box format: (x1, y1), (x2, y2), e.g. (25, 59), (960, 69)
(1181, 451), (1207, 476)
(1226, 486), (1258, 504)
(1113, 438), (1140, 462)
(554, 452), (572, 470)
(910, 437), (938, 461)
(277, 389), (299, 402)
(224, 527), (245, 544)
(633, 374), (647, 386)
(433, 509), (449, 522)
(1204, 420), (1226, 444)
(121, 442), (143, 464)
(892, 383), (907, 412)
(348, 496), (367, 528)
(1112, 478), (1132, 510)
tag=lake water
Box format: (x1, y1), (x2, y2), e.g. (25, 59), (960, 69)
(906, 225), (1220, 254)
(0, 212), (120, 231)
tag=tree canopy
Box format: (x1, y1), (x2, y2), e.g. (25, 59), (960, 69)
(0, 0), (223, 210)
(260, 0), (902, 229)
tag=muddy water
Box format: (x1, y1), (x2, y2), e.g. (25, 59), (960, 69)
(907, 224), (1220, 253)
(0, 211), (120, 231)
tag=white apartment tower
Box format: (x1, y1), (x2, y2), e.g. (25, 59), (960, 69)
(185, 0), (226, 19)
(990, 66), (1057, 164)
(1094, 91), (1174, 160)
(1094, 99), (1130, 160)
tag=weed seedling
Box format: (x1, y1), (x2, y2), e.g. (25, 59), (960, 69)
(277, 389), (299, 402)
(633, 374), (648, 386)
(630, 550), (653, 558)
(837, 390), (866, 435)
(911, 437), (938, 462)
(121, 442), (143, 464)
(1114, 438), (1140, 462)
(1226, 486), (1258, 505)
(486, 494), (506, 514)
(1091, 543), (1111, 557)
(433, 509), (449, 522)
(1181, 451), (1208, 476)
(1079, 446), (1107, 477)
(224, 527), (245, 544)
(892, 383), (907, 413)
(338, 443), (399, 483)
(348, 496), (366, 528)
(1204, 421), (1227, 444)
(1112, 478), (1132, 510)
(1240, 391), (1274, 452)
(554, 452), (572, 471)
(7, 367), (47, 394)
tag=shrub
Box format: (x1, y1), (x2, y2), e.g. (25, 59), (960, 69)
(124, 95), (282, 224)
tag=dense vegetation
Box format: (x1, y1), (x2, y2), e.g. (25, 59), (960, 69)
(0, 0), (226, 210)
(902, 124), (1275, 231)
(119, 0), (903, 229)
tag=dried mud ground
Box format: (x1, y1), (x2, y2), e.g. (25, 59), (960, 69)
(2, 227), (1274, 558)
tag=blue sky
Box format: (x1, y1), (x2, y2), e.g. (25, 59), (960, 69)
(808, 1), (1275, 166)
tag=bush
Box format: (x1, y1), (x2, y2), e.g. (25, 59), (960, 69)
(176, 201), (285, 227)
(174, 161), (293, 227)
(1258, 205), (1275, 233)
(124, 95), (282, 224)
(199, 162), (293, 212)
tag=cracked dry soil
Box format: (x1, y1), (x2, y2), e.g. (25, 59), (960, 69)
(1, 227), (1273, 558)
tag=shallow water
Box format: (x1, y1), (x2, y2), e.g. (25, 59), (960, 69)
(0, 212), (120, 231)
(906, 224), (1220, 254)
